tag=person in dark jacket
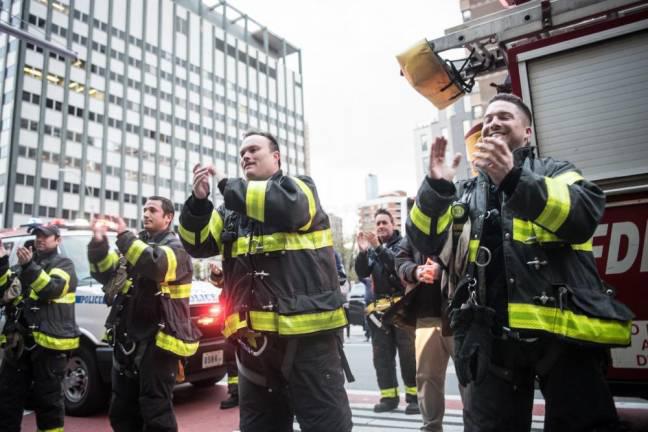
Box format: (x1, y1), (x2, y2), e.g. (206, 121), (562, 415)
(355, 209), (418, 414)
(396, 236), (462, 431)
(179, 131), (352, 432)
(0, 224), (79, 432)
(407, 93), (633, 432)
(88, 197), (200, 432)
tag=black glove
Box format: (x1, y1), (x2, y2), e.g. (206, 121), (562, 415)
(450, 301), (495, 386)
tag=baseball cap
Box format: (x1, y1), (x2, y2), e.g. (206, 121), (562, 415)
(28, 224), (61, 237)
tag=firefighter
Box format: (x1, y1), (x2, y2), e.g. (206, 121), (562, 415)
(355, 209), (418, 414)
(407, 93), (633, 431)
(0, 224), (79, 432)
(179, 131), (353, 432)
(87, 197), (200, 432)
(208, 261), (239, 410)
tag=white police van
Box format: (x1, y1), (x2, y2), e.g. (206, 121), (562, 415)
(0, 222), (228, 416)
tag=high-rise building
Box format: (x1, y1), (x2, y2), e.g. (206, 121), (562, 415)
(365, 173), (378, 200)
(413, 96), (474, 184)
(0, 0), (307, 228)
(357, 191), (408, 235)
(328, 212), (344, 252)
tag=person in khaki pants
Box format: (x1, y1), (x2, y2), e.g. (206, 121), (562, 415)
(396, 236), (463, 432)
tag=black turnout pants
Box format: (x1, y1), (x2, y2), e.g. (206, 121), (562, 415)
(109, 342), (179, 432)
(463, 337), (621, 432)
(369, 319), (417, 401)
(0, 346), (67, 432)
(238, 333), (353, 432)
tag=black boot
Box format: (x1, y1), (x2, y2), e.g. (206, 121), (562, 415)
(373, 397), (399, 413)
(220, 393), (239, 409)
(405, 394), (420, 415)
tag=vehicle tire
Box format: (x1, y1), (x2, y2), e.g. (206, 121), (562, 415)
(191, 371), (226, 388)
(64, 344), (109, 416)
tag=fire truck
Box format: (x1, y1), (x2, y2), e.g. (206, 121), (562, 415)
(423, 0), (648, 398)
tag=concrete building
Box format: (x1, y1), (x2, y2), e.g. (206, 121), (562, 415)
(0, 0), (307, 228)
(413, 96), (474, 184)
(328, 212), (344, 252)
(365, 173), (378, 200)
(357, 191), (408, 235)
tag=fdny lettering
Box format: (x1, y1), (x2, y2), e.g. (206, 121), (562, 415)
(593, 219), (648, 275)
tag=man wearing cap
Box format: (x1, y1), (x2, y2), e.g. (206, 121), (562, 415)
(0, 224), (79, 432)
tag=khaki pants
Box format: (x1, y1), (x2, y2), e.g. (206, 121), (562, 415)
(415, 317), (461, 432)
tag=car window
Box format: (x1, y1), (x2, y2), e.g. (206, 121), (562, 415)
(59, 234), (117, 282)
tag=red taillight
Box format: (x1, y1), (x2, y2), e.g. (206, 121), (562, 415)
(196, 304), (223, 327)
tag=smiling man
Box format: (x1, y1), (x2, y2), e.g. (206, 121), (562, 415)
(180, 131), (352, 432)
(88, 197), (199, 432)
(407, 93), (633, 431)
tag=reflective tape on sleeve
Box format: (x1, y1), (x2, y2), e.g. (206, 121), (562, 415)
(97, 250), (119, 272)
(49, 267), (71, 296)
(160, 283), (192, 299)
(436, 207), (452, 234)
(409, 203), (431, 236)
(0, 269), (10, 286)
(125, 239), (148, 266)
(30, 270), (51, 293)
(52, 292), (76, 304)
(535, 176), (570, 232)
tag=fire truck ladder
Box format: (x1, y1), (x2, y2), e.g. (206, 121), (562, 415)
(428, 0), (648, 91)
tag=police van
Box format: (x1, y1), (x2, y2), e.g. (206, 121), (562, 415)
(0, 221), (228, 415)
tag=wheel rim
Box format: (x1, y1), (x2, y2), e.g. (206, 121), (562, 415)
(64, 355), (89, 404)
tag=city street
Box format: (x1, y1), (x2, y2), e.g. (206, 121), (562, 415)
(20, 326), (648, 432)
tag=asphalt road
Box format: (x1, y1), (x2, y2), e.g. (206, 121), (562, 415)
(20, 325), (648, 431)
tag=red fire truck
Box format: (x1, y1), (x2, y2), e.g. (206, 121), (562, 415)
(426, 0), (648, 398)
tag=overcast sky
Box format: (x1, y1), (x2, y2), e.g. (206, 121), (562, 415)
(230, 0), (464, 235)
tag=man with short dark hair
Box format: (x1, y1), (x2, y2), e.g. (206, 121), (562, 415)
(88, 196), (199, 432)
(180, 131), (352, 432)
(0, 224), (79, 432)
(408, 93), (633, 431)
(355, 208), (418, 414)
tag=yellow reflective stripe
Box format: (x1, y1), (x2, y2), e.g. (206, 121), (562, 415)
(0, 269), (10, 286)
(31, 270), (51, 293)
(160, 246), (177, 282)
(121, 279), (133, 294)
(32, 331), (79, 351)
(90, 263), (98, 273)
(52, 292), (75, 304)
(512, 218), (563, 244)
(97, 250), (119, 272)
(208, 211), (224, 251)
(29, 290), (39, 300)
(125, 239), (148, 266)
(410, 203), (431, 236)
(49, 268), (71, 296)
(37, 428), (64, 432)
(228, 375), (239, 385)
(291, 177), (316, 232)
(405, 386), (418, 396)
(276, 307), (348, 336)
(535, 176), (570, 232)
(155, 331), (199, 357)
(468, 240), (479, 262)
(246, 180), (268, 222)
(231, 229), (333, 256)
(249, 311), (277, 332)
(178, 223), (195, 245)
(12, 294), (23, 305)
(437, 206), (452, 235)
(554, 170), (584, 186)
(222, 313), (250, 338)
(365, 296), (402, 314)
(571, 239), (593, 251)
(380, 388), (398, 398)
(160, 283), (192, 299)
(0, 334), (6, 345)
(508, 303), (631, 346)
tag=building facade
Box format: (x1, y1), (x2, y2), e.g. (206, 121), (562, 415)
(413, 96), (474, 184)
(328, 211), (344, 252)
(0, 0), (307, 228)
(357, 191), (408, 235)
